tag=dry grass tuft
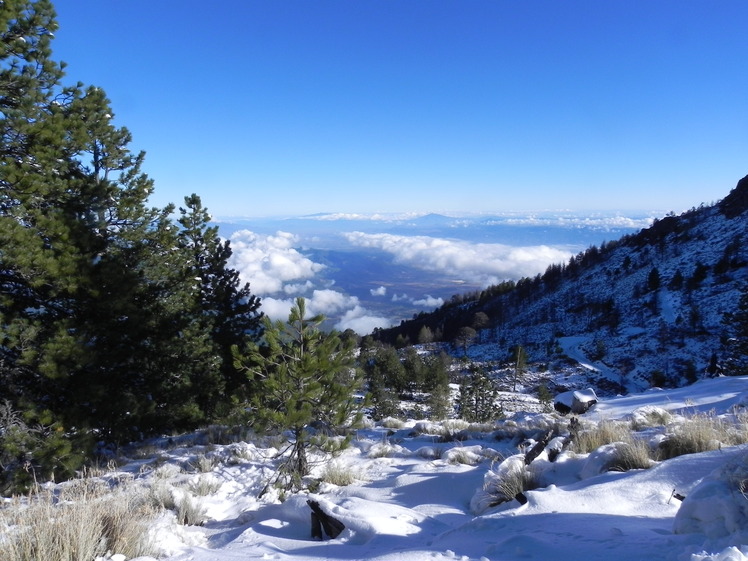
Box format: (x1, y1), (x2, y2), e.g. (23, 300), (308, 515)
(188, 475), (222, 496)
(485, 462), (541, 506)
(606, 439), (654, 472)
(657, 412), (744, 460)
(0, 483), (157, 561)
(175, 493), (207, 526)
(320, 463), (360, 486)
(380, 417), (405, 429)
(572, 420), (632, 454)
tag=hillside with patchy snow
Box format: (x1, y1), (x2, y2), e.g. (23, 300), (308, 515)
(376, 175), (748, 394)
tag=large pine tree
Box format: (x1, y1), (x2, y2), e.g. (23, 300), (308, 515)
(0, 0), (262, 488)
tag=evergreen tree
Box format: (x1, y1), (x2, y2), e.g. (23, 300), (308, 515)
(427, 380), (452, 420)
(647, 267), (661, 292)
(457, 367), (502, 423)
(176, 194), (262, 405)
(233, 298), (363, 492)
(402, 346), (426, 392)
(422, 352), (450, 392)
(537, 382), (553, 413)
(361, 344), (403, 419)
(0, 1), (262, 450)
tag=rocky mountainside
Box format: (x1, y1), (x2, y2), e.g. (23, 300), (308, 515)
(374, 175), (748, 393)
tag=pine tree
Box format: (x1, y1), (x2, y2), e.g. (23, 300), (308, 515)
(176, 194), (262, 408)
(427, 380), (452, 420)
(0, 1), (262, 448)
(402, 346), (426, 392)
(233, 298), (363, 492)
(457, 367), (502, 422)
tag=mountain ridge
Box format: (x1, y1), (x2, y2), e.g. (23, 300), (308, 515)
(372, 175), (748, 393)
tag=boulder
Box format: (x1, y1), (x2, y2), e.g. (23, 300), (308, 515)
(554, 388), (597, 415)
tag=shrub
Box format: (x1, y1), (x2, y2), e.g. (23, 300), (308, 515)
(0, 403), (85, 495)
(630, 406), (672, 430)
(191, 454), (219, 473)
(446, 448), (480, 465)
(149, 481), (177, 510)
(153, 463), (182, 480)
(606, 439), (653, 472)
(380, 417), (405, 429)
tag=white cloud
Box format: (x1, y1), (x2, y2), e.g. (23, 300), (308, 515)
(228, 230), (390, 335)
(228, 230), (325, 295)
(248, 289), (391, 335)
(496, 214), (655, 230)
(335, 305), (393, 334)
(344, 231), (572, 286)
(370, 286), (387, 297)
(413, 295), (444, 309)
(283, 280), (314, 295)
(306, 289), (354, 316)
(257, 296), (295, 322)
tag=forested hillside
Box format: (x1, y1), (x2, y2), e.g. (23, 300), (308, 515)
(373, 176), (748, 392)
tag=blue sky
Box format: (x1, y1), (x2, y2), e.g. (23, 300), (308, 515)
(51, 1), (748, 218)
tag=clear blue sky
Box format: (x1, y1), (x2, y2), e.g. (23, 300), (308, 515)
(51, 1), (748, 217)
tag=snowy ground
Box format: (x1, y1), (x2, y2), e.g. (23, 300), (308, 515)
(82, 376), (748, 561)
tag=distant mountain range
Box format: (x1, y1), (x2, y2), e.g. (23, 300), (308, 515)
(373, 175), (748, 394)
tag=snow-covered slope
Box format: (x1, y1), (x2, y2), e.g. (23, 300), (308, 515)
(380, 176), (748, 394)
(81, 375), (748, 561)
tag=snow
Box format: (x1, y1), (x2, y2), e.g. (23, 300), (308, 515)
(52, 376), (748, 561)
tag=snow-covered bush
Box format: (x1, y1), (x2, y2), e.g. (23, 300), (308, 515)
(367, 442), (409, 458)
(674, 453), (748, 542)
(175, 493), (207, 526)
(444, 445), (484, 465)
(188, 475), (222, 496)
(380, 417), (406, 429)
(580, 441), (652, 478)
(629, 405), (672, 430)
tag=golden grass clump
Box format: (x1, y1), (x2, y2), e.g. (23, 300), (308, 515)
(0, 482), (157, 561)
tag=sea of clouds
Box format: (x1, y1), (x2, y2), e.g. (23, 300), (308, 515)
(223, 212), (653, 335)
(229, 229), (392, 333)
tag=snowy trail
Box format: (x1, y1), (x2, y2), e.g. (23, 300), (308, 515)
(558, 335), (613, 376)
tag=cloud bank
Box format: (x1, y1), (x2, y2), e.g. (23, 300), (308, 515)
(228, 230), (392, 334)
(343, 231), (573, 286)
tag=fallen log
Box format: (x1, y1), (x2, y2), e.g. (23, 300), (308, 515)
(307, 500), (345, 539)
(524, 430), (553, 465)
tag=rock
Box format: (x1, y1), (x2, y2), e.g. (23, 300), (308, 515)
(554, 388), (597, 415)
